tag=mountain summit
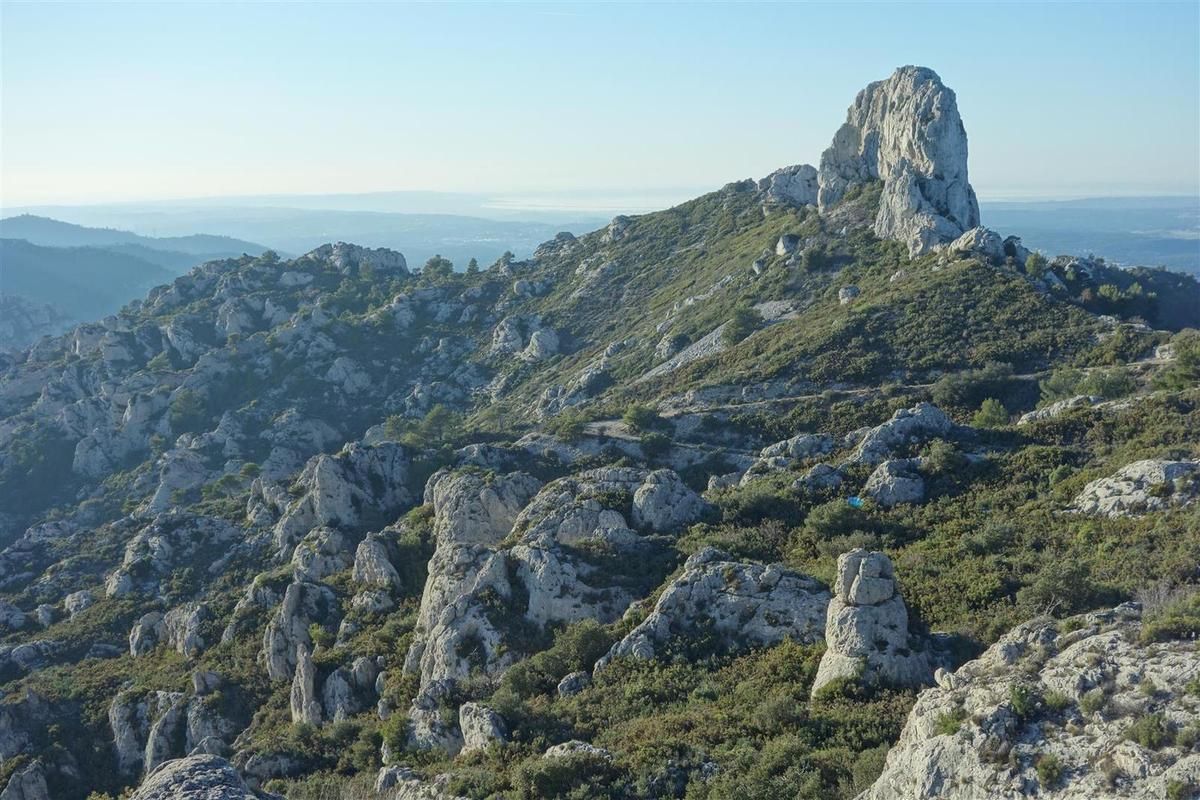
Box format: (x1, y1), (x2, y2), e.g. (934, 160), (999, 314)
(819, 66), (980, 255)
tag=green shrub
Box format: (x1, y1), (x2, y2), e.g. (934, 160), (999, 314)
(971, 398), (1009, 428)
(1024, 252), (1048, 278)
(1140, 589), (1200, 643)
(621, 403), (661, 433)
(1036, 753), (1063, 787)
(639, 431), (671, 458)
(933, 707), (968, 736)
(722, 303), (763, 346)
(1008, 684), (1040, 721)
(1080, 688), (1107, 716)
(932, 362), (1015, 410)
(1126, 713), (1174, 749)
(1154, 329), (1200, 390)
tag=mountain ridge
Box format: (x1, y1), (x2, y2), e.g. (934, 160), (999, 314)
(0, 66), (1197, 800)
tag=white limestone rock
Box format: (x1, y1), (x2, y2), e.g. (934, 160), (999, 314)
(760, 433), (834, 460)
(811, 549), (933, 696)
(261, 581), (337, 681)
(1018, 395), (1103, 425)
(759, 164), (819, 207)
(0, 760), (49, 800)
(630, 469), (713, 532)
(557, 671), (591, 697)
(844, 402), (953, 467)
(1071, 459), (1200, 517)
(353, 532), (402, 589)
(860, 604), (1200, 800)
(864, 459), (926, 507)
(128, 754), (259, 800)
(598, 547), (829, 669)
(818, 66), (980, 256)
(945, 226), (1005, 261)
(289, 644), (322, 724)
(459, 703), (507, 754)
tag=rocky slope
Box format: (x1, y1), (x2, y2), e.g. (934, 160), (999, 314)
(859, 604), (1200, 799)
(0, 67), (1198, 800)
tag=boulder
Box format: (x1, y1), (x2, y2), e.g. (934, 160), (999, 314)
(818, 66), (980, 256)
(844, 403), (953, 466)
(630, 469), (712, 532)
(838, 285), (860, 305)
(758, 164), (819, 207)
(945, 226), (1005, 261)
(458, 703), (507, 754)
(557, 671), (591, 697)
(863, 459), (925, 506)
(63, 589), (94, 618)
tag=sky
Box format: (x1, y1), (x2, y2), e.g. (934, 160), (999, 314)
(1, 1), (1198, 209)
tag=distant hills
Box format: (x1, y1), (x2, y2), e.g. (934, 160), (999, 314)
(0, 216), (270, 349)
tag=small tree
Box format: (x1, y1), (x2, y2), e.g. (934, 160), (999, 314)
(622, 403), (661, 433)
(422, 255), (454, 279)
(972, 398), (1009, 428)
(1024, 252), (1048, 278)
(722, 303), (763, 346)
(466, 257), (480, 274)
(1038, 367), (1084, 405)
(168, 388), (208, 434)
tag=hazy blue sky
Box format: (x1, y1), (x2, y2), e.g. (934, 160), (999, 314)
(2, 1), (1198, 208)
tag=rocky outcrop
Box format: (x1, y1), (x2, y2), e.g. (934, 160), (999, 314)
(1070, 459), (1200, 517)
(289, 644), (322, 724)
(129, 755), (260, 800)
(630, 469), (713, 532)
(261, 581), (337, 681)
(844, 403), (953, 467)
(598, 547), (829, 668)
(945, 226), (1004, 262)
(458, 703), (507, 754)
(1018, 395), (1103, 425)
(818, 66), (980, 255)
(811, 550), (934, 696)
(306, 242), (407, 276)
(271, 442), (412, 558)
(860, 604), (1200, 799)
(106, 514), (240, 598)
(758, 164), (819, 207)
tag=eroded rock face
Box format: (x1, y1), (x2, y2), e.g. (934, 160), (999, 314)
(861, 604), (1200, 799)
(129, 754), (259, 800)
(1070, 459), (1200, 517)
(271, 442), (412, 558)
(459, 703), (507, 754)
(818, 66), (980, 255)
(1018, 395), (1103, 425)
(811, 549), (933, 696)
(598, 547), (829, 668)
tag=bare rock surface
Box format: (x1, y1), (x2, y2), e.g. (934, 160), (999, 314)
(129, 754), (261, 800)
(859, 604), (1200, 799)
(818, 66), (980, 255)
(812, 549), (934, 696)
(1071, 459), (1200, 517)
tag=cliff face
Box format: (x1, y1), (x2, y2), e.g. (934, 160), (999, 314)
(818, 65), (980, 255)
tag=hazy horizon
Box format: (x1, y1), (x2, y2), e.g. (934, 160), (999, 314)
(3, 2), (1198, 208)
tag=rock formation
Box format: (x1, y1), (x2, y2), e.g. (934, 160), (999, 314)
(598, 547), (829, 668)
(811, 549), (934, 696)
(818, 66), (980, 255)
(128, 754), (262, 800)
